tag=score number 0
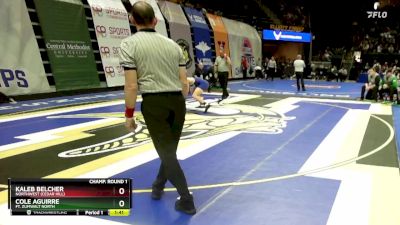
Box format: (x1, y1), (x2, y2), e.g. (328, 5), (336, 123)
(117, 187), (127, 208)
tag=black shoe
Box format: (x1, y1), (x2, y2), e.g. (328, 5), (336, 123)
(151, 188), (164, 200)
(204, 104), (211, 113)
(175, 195), (196, 215)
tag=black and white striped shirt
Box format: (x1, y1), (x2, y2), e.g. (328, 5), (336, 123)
(119, 29), (186, 93)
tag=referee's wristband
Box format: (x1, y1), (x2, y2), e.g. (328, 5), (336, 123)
(125, 107), (134, 118)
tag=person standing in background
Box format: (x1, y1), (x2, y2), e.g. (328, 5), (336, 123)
(214, 50), (231, 101)
(267, 56), (277, 81)
(293, 54), (306, 91)
(241, 56), (248, 79)
(361, 67), (380, 101)
(338, 67), (348, 82)
(262, 57), (269, 78)
(119, 1), (195, 215)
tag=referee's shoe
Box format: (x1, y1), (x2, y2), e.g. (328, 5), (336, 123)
(175, 194), (196, 215)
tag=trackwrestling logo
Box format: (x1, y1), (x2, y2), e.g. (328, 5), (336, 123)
(57, 104), (293, 158)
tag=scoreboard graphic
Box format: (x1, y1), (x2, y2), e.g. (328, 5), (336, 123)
(8, 179), (132, 216)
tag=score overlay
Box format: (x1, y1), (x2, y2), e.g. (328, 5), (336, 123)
(8, 178), (132, 216)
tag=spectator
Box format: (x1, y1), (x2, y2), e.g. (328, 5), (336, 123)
(338, 67), (348, 82)
(361, 67), (380, 101)
(267, 56), (277, 81)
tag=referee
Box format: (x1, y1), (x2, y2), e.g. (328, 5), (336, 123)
(293, 54), (306, 91)
(119, 1), (195, 215)
(214, 50), (231, 101)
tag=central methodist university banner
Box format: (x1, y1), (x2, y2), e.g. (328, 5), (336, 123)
(222, 18), (262, 79)
(88, 0), (131, 87)
(183, 7), (213, 70)
(34, 0), (100, 91)
(158, 1), (194, 76)
(0, 0), (51, 96)
(206, 13), (231, 75)
(129, 0), (168, 37)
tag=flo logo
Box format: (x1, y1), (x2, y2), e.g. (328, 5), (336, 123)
(91, 5), (103, 16)
(176, 39), (193, 69)
(96, 25), (107, 37)
(367, 2), (388, 18)
(367, 11), (387, 18)
(57, 104), (293, 158)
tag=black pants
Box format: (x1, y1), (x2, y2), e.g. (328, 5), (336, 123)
(218, 71), (229, 99)
(379, 87), (398, 101)
(296, 72), (305, 91)
(255, 70), (263, 79)
(361, 85), (378, 101)
(267, 68), (275, 81)
(0, 92), (11, 103)
(141, 92), (190, 198)
(242, 68), (247, 79)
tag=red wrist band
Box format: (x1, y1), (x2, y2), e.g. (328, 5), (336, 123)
(125, 107), (134, 118)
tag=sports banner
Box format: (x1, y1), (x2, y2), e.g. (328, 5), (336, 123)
(263, 29), (311, 43)
(206, 14), (230, 58)
(34, 0), (100, 91)
(183, 7), (213, 70)
(0, 0), (51, 96)
(158, 1), (194, 75)
(88, 0), (131, 87)
(206, 13), (231, 75)
(129, 0), (168, 37)
(222, 18), (262, 78)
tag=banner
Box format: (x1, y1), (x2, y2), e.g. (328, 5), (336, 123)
(88, 0), (131, 87)
(206, 13), (231, 74)
(269, 24), (305, 32)
(263, 29), (311, 43)
(34, 0), (100, 91)
(223, 18), (262, 78)
(158, 1), (194, 75)
(0, 0), (51, 96)
(183, 7), (213, 70)
(129, 0), (168, 37)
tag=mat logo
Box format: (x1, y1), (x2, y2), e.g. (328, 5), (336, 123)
(0, 69), (28, 88)
(57, 104), (293, 158)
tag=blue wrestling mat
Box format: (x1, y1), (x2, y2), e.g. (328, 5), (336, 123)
(229, 80), (361, 99)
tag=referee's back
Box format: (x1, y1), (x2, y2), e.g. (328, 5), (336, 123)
(120, 30), (186, 93)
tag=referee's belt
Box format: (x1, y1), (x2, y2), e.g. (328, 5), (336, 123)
(142, 91), (181, 97)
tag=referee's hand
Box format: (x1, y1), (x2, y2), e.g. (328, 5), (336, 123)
(125, 117), (137, 132)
